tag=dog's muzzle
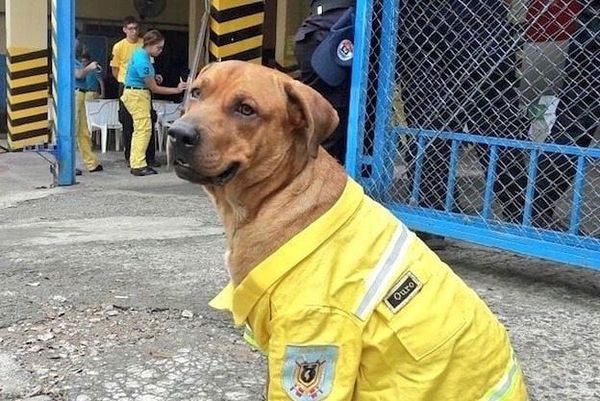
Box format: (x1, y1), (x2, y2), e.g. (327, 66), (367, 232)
(168, 119), (239, 186)
(168, 119), (199, 169)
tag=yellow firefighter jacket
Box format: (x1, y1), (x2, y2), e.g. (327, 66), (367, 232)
(211, 177), (528, 401)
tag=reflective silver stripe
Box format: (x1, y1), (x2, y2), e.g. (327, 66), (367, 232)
(243, 324), (264, 353)
(355, 223), (413, 320)
(480, 352), (521, 401)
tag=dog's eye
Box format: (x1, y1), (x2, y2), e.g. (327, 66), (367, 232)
(236, 103), (255, 117)
(189, 88), (201, 100)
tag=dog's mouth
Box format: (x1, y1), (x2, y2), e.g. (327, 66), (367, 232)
(211, 162), (240, 185)
(174, 160), (240, 186)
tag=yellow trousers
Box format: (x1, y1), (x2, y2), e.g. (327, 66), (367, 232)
(75, 90), (100, 171)
(84, 91), (99, 101)
(121, 89), (152, 169)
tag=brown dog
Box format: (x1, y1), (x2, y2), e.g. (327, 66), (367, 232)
(170, 60), (528, 401)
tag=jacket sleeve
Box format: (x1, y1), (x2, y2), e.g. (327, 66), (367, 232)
(266, 306), (362, 401)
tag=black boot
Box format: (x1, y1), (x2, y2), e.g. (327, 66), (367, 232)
(130, 167), (158, 176)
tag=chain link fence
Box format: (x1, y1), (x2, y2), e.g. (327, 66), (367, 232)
(348, 0), (600, 268)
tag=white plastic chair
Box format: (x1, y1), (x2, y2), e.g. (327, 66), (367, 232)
(85, 99), (123, 153)
(155, 102), (182, 153)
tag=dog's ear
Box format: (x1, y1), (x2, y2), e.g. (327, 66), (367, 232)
(284, 80), (339, 158)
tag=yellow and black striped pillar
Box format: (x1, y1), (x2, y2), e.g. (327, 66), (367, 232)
(5, 0), (49, 150)
(6, 49), (49, 150)
(209, 0), (265, 64)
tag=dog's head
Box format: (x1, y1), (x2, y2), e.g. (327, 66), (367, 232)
(168, 61), (339, 187)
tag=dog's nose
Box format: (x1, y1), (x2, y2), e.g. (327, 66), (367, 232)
(168, 120), (200, 147)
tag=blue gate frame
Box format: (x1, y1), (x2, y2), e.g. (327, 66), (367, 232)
(52, 0), (77, 186)
(347, 0), (600, 270)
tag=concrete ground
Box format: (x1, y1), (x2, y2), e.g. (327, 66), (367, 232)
(0, 150), (599, 401)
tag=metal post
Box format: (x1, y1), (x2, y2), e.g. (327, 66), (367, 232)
(52, 0), (76, 186)
(523, 149), (539, 226)
(569, 155), (587, 235)
(482, 145), (499, 220)
(444, 140), (460, 212)
(370, 0), (400, 198)
(346, 0), (373, 178)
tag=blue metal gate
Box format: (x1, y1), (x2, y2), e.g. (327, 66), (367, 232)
(347, 0), (600, 269)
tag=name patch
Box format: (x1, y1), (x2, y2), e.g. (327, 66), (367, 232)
(384, 272), (422, 313)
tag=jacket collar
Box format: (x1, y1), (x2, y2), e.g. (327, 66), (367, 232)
(210, 177), (364, 325)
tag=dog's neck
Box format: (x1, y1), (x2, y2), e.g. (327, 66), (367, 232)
(206, 149), (347, 285)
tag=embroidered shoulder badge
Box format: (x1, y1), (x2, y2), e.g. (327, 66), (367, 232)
(384, 272), (422, 313)
(282, 345), (338, 401)
(337, 39), (354, 62)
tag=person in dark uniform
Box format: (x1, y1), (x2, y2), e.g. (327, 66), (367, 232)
(294, 0), (356, 165)
(532, 0), (599, 230)
(395, 0), (530, 248)
(399, 0), (529, 219)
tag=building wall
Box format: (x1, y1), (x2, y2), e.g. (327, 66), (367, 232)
(0, 0), (190, 58)
(0, 0), (7, 54)
(5, 0), (46, 48)
(76, 0), (189, 28)
(0, 17), (6, 54)
(0, 1), (7, 132)
(0, 0), (193, 137)
(4, 0), (49, 149)
(0, 0), (189, 48)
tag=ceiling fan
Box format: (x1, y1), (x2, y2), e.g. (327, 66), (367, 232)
(134, 0), (167, 20)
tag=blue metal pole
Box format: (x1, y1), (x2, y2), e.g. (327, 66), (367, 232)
(409, 134), (425, 206)
(482, 145), (499, 220)
(370, 0), (400, 197)
(445, 140), (460, 212)
(54, 0), (76, 186)
(523, 149), (539, 226)
(346, 0), (374, 179)
(569, 155), (586, 234)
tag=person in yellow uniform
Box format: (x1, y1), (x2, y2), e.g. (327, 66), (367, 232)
(121, 30), (187, 176)
(111, 16), (159, 167)
(74, 40), (103, 175)
(211, 177), (529, 400)
(110, 16), (143, 84)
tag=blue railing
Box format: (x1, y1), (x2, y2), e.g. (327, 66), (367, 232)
(347, 0), (600, 270)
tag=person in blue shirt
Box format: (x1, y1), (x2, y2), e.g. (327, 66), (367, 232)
(121, 30), (187, 176)
(74, 39), (103, 174)
(81, 52), (105, 99)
